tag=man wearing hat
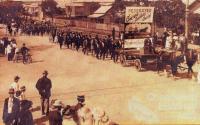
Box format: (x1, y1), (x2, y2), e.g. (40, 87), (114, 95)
(10, 76), (20, 95)
(49, 100), (63, 125)
(77, 95), (85, 105)
(2, 88), (20, 125)
(36, 70), (52, 116)
(18, 100), (34, 125)
(20, 86), (26, 101)
(20, 43), (29, 64)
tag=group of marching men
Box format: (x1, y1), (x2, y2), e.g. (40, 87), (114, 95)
(50, 29), (123, 63)
(6, 19), (53, 37)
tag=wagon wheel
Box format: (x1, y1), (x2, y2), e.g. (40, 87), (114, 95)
(134, 59), (142, 71)
(16, 55), (20, 63)
(27, 55), (32, 64)
(120, 54), (126, 66)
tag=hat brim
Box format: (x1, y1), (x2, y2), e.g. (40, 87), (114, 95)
(53, 104), (62, 107)
(15, 77), (20, 80)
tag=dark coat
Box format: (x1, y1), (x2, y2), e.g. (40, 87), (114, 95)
(36, 76), (52, 98)
(2, 97), (20, 124)
(18, 100), (33, 125)
(18, 110), (33, 125)
(49, 110), (62, 125)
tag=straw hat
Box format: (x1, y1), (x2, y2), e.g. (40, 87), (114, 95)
(53, 100), (63, 107)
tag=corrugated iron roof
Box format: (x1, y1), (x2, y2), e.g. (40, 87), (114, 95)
(88, 5), (112, 18)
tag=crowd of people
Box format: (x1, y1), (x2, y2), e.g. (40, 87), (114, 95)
(2, 71), (118, 125)
(1, 17), (200, 125)
(0, 37), (30, 64)
(50, 30), (123, 63)
(3, 17), (53, 37)
(2, 76), (33, 125)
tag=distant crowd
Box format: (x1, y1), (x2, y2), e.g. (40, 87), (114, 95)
(0, 37), (30, 64)
(50, 30), (123, 63)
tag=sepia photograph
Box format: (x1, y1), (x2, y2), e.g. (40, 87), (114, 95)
(0, 0), (200, 124)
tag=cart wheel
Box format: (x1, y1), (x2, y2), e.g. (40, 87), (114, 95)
(27, 56), (32, 64)
(120, 54), (126, 66)
(16, 56), (20, 63)
(134, 59), (142, 71)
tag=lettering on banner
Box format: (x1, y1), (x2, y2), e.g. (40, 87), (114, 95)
(125, 7), (154, 23)
(124, 39), (145, 49)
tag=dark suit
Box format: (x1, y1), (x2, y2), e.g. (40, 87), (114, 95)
(2, 97), (20, 125)
(36, 76), (52, 115)
(18, 109), (33, 125)
(49, 110), (62, 125)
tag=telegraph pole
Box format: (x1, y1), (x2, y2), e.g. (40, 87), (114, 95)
(185, 0), (189, 40)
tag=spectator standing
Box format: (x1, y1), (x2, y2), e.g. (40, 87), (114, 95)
(19, 86), (26, 101)
(20, 43), (29, 64)
(10, 76), (20, 95)
(6, 43), (12, 61)
(36, 70), (52, 116)
(49, 100), (63, 125)
(2, 88), (20, 125)
(18, 100), (34, 125)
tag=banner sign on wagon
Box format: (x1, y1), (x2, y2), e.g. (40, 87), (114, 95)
(124, 38), (152, 49)
(124, 39), (145, 49)
(125, 7), (154, 23)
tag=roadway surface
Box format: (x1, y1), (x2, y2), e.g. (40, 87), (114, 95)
(0, 27), (200, 124)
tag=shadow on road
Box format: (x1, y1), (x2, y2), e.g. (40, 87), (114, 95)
(31, 106), (41, 113)
(33, 115), (48, 125)
(31, 60), (44, 64)
(30, 45), (54, 51)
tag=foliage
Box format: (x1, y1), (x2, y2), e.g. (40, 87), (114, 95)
(154, 0), (185, 31)
(41, 0), (58, 17)
(189, 13), (200, 32)
(0, 1), (24, 23)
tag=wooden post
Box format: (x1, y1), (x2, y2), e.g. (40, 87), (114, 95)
(185, 0), (189, 41)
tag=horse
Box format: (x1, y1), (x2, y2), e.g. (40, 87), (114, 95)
(185, 49), (198, 74)
(158, 51), (185, 76)
(170, 52), (185, 76)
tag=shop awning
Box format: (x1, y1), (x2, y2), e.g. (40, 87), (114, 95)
(88, 5), (112, 18)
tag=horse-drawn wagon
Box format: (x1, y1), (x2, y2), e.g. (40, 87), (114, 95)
(117, 43), (158, 71)
(118, 6), (159, 71)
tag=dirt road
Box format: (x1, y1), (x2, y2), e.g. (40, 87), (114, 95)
(1, 31), (200, 124)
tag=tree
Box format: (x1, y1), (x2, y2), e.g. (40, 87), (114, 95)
(154, 0), (185, 33)
(41, 0), (58, 17)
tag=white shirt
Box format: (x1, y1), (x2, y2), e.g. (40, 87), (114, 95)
(11, 43), (17, 48)
(10, 82), (19, 92)
(6, 45), (12, 54)
(20, 91), (25, 101)
(8, 97), (13, 113)
(15, 48), (19, 54)
(0, 40), (4, 45)
(165, 36), (172, 49)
